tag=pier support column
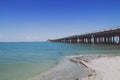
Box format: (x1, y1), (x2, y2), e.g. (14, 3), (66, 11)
(114, 36), (119, 44)
(112, 36), (115, 44)
(108, 37), (112, 44)
(106, 37), (109, 44)
(94, 37), (97, 44)
(96, 38), (99, 44)
(104, 37), (107, 44)
(91, 35), (94, 44)
(87, 38), (90, 43)
(77, 38), (80, 43)
(69, 38), (72, 43)
(119, 36), (120, 44)
(99, 37), (101, 43)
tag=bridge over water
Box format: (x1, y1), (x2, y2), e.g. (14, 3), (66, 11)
(48, 27), (120, 44)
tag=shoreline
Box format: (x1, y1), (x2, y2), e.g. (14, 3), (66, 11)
(29, 54), (120, 80)
(29, 55), (94, 80)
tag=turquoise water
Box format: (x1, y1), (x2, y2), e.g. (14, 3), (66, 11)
(0, 42), (120, 80)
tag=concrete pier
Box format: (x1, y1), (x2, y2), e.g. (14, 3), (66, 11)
(48, 27), (120, 44)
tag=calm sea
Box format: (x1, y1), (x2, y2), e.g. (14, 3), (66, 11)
(0, 42), (120, 80)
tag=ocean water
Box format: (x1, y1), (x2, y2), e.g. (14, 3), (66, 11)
(0, 42), (120, 80)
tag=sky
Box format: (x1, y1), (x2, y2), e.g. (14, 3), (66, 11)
(0, 0), (120, 42)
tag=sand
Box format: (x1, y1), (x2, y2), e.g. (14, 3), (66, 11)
(83, 56), (120, 80)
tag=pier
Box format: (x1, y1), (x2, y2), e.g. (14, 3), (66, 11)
(48, 27), (120, 44)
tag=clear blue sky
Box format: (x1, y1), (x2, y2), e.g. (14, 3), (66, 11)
(0, 0), (120, 42)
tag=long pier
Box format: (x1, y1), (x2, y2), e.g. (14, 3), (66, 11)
(48, 27), (120, 44)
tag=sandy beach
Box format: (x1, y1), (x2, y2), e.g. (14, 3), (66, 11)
(83, 56), (120, 80)
(29, 55), (120, 80)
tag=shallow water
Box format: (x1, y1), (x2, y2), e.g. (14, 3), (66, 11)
(0, 42), (120, 80)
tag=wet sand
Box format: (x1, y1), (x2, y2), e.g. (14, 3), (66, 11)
(29, 55), (94, 80)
